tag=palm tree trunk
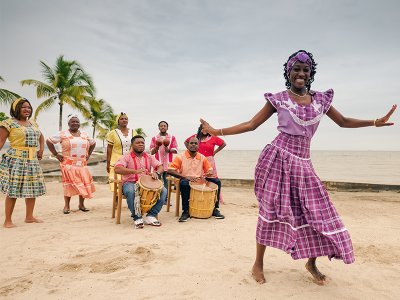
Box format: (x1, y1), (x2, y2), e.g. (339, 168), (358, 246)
(59, 102), (63, 131)
(92, 124), (96, 139)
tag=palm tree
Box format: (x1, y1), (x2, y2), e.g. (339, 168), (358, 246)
(0, 76), (20, 105)
(135, 128), (147, 138)
(21, 55), (95, 131)
(78, 96), (114, 138)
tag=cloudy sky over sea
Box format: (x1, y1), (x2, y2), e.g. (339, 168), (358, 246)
(1, 0), (399, 150)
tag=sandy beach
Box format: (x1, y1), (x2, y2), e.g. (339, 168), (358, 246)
(1, 181), (399, 300)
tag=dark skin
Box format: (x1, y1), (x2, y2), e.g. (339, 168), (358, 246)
(114, 137), (164, 179)
(150, 122), (178, 155)
(167, 137), (213, 181)
(200, 61), (397, 285)
(46, 117), (96, 212)
(106, 115), (130, 173)
(0, 101), (44, 228)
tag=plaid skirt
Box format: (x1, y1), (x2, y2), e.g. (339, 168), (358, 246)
(0, 149), (46, 198)
(254, 132), (354, 264)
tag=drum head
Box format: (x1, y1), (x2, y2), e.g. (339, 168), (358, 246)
(139, 175), (162, 189)
(189, 180), (218, 191)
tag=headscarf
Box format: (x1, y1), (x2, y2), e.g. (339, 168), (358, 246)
(116, 112), (128, 124)
(11, 98), (26, 112)
(286, 51), (313, 77)
(67, 114), (79, 123)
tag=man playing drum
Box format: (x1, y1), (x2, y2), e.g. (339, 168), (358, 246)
(167, 137), (225, 222)
(114, 135), (166, 229)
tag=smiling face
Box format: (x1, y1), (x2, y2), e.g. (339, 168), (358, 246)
(68, 117), (80, 131)
(158, 122), (168, 134)
(289, 61), (311, 90)
(19, 101), (32, 120)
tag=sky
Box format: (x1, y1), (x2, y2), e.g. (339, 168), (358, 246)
(1, 0), (399, 150)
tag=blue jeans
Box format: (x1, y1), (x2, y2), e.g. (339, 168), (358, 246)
(122, 182), (166, 220)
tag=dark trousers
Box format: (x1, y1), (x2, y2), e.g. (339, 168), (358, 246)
(180, 178), (221, 213)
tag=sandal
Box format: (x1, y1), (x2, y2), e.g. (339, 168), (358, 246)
(144, 215), (162, 227)
(134, 218), (144, 229)
(63, 209), (71, 214)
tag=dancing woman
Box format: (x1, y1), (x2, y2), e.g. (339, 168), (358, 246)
(200, 50), (396, 284)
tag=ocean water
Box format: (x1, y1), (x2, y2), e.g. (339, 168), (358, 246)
(86, 150), (400, 185)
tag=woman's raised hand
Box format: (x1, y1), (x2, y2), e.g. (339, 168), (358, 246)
(200, 118), (217, 136)
(375, 104), (397, 127)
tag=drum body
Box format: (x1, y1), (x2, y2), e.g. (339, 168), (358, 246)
(138, 175), (162, 213)
(189, 181), (218, 218)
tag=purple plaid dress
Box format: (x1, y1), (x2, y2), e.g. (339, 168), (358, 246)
(255, 89), (354, 264)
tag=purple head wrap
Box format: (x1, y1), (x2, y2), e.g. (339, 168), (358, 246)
(286, 51), (312, 76)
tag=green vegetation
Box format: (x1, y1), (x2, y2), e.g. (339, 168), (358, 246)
(0, 112), (9, 122)
(0, 76), (20, 105)
(21, 55), (95, 131)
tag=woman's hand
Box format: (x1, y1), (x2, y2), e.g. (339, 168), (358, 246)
(37, 149), (43, 160)
(375, 104), (397, 127)
(200, 119), (218, 136)
(55, 153), (64, 162)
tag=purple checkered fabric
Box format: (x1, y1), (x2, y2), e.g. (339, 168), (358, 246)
(254, 133), (354, 263)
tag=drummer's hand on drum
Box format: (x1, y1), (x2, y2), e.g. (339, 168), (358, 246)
(186, 176), (200, 182)
(150, 172), (159, 180)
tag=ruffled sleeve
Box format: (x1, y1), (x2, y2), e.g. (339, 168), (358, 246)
(321, 89), (334, 113)
(106, 130), (117, 145)
(0, 118), (13, 132)
(47, 131), (62, 144)
(264, 92), (279, 109)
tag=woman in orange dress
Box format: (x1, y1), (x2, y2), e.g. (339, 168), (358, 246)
(46, 114), (96, 214)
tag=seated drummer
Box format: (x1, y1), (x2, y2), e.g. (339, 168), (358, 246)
(114, 135), (166, 229)
(167, 137), (225, 222)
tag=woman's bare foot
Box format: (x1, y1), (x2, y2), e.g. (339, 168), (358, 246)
(305, 259), (327, 285)
(3, 221), (16, 228)
(251, 264), (266, 284)
(25, 217), (43, 224)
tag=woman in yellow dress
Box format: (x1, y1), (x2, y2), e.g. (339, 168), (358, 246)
(106, 113), (137, 190)
(0, 98), (46, 228)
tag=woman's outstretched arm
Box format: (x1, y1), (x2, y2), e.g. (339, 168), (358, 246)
(200, 102), (276, 136)
(326, 104), (397, 128)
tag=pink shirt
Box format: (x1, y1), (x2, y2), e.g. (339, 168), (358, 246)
(115, 152), (161, 184)
(150, 133), (178, 170)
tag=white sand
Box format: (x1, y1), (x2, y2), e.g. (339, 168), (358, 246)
(1, 182), (399, 299)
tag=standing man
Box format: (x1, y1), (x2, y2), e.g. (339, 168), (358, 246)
(150, 121), (178, 203)
(114, 135), (166, 229)
(167, 137), (225, 222)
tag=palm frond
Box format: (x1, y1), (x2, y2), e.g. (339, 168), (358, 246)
(0, 88), (21, 104)
(20, 79), (55, 98)
(34, 97), (56, 120)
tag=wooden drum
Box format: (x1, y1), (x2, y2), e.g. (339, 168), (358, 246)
(189, 181), (218, 218)
(138, 175), (162, 213)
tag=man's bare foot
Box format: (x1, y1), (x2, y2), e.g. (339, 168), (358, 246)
(251, 264), (266, 284)
(3, 221), (16, 228)
(25, 217), (43, 224)
(305, 260), (327, 285)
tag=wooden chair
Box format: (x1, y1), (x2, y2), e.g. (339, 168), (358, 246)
(166, 175), (181, 217)
(111, 173), (125, 224)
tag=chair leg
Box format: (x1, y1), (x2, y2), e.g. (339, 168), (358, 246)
(167, 179), (172, 212)
(175, 182), (180, 217)
(112, 184), (117, 218)
(116, 183), (123, 224)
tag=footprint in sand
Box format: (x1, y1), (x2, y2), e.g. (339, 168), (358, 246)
(0, 278), (33, 297)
